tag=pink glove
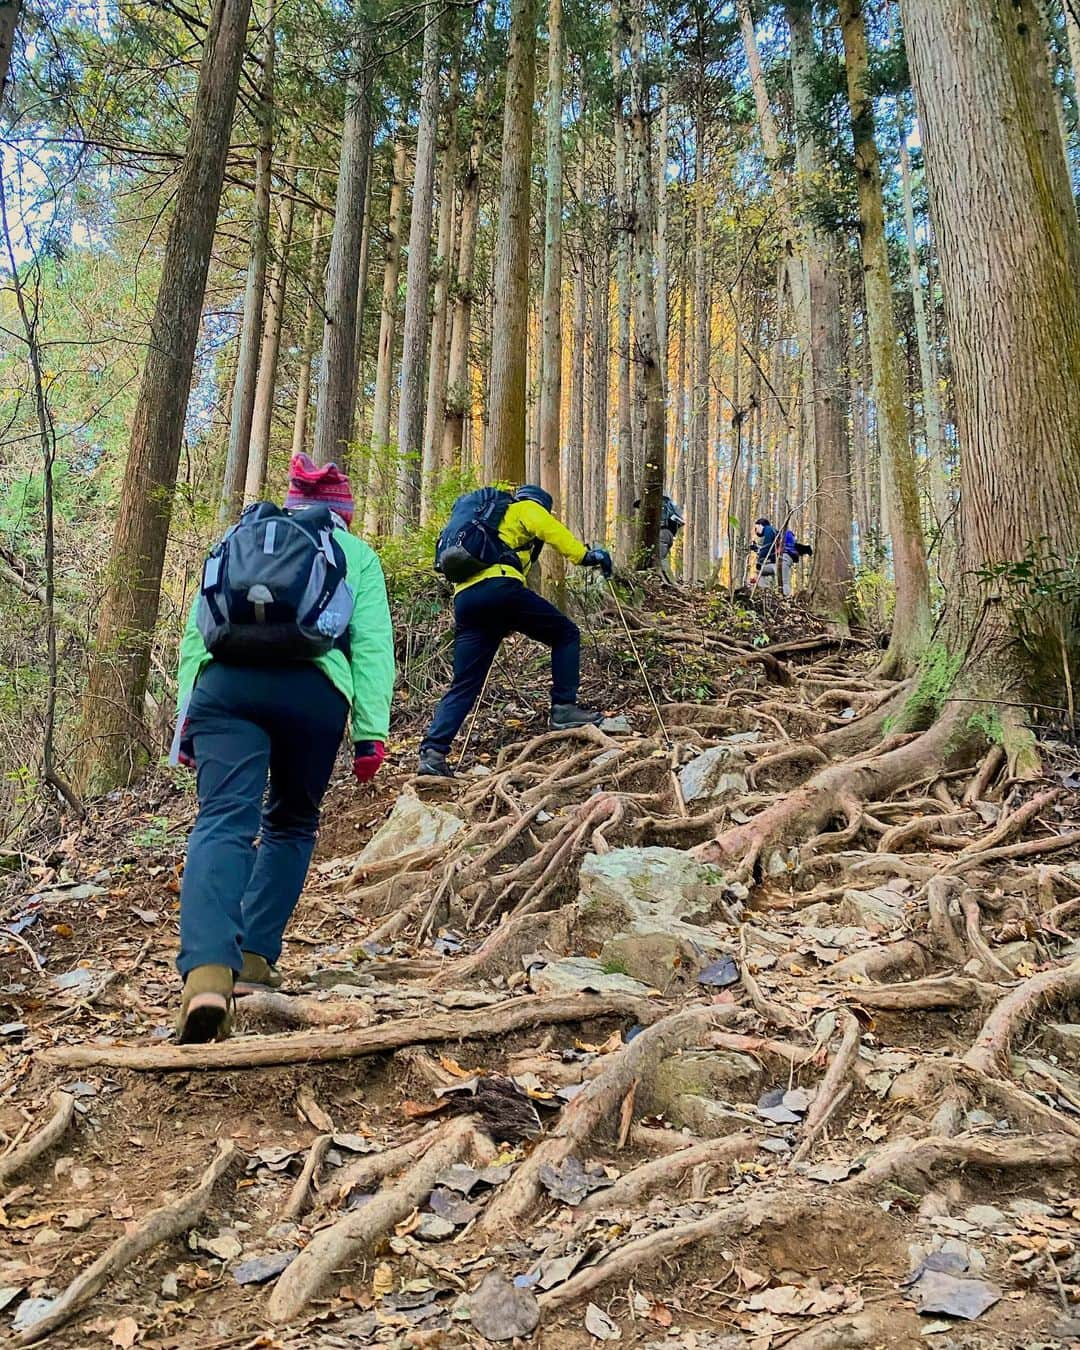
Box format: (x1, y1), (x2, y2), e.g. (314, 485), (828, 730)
(178, 720), (195, 769)
(353, 741), (385, 784)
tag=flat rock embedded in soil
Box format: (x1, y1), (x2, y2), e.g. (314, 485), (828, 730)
(528, 955), (656, 997)
(357, 791), (464, 865)
(597, 931), (703, 992)
(679, 744), (750, 804)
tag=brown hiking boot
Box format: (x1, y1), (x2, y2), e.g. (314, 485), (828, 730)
(234, 952), (285, 996)
(177, 964), (234, 1044)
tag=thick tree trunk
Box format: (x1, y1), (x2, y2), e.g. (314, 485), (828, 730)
(441, 98), (485, 471)
(0, 0), (22, 111)
(290, 210), (323, 461)
(655, 76), (669, 393)
(420, 57), (460, 521)
(690, 110), (709, 582)
(539, 0), (565, 543)
(244, 139), (299, 504)
(218, 0), (275, 523)
(486, 0), (538, 484)
(313, 50), (373, 471)
(585, 259), (610, 544)
(840, 0), (930, 677)
(397, 4), (441, 528)
(351, 153), (376, 505)
(564, 135), (586, 541)
(611, 10), (634, 566)
(625, 0), (664, 569)
(900, 0), (1080, 730)
(788, 4), (856, 627)
(75, 0), (252, 793)
(366, 138), (409, 534)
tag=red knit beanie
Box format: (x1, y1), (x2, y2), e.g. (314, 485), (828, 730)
(283, 453), (355, 523)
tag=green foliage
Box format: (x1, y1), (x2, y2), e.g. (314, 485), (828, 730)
(898, 642), (963, 730)
(966, 708), (1003, 746)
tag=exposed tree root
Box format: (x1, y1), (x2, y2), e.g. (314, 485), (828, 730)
(0, 1090), (74, 1187)
(267, 1116), (485, 1324)
(959, 888), (1015, 980)
(577, 1131), (757, 1213)
(963, 956), (1080, 1075)
(481, 1004), (738, 1233)
(826, 939), (930, 982)
(791, 1013), (861, 1164)
(312, 1123), (445, 1218)
(17, 1140), (242, 1344)
(537, 1192), (831, 1312)
(281, 1133), (332, 1222)
(236, 991), (375, 1029)
(848, 1130), (1077, 1195)
(842, 975), (996, 1011)
(43, 993), (662, 1071)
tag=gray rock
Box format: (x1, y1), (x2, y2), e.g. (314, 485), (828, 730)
(600, 715), (632, 734)
(668, 1094), (759, 1138)
(964, 1109), (996, 1129)
(306, 968), (376, 991)
(649, 1050), (763, 1116)
(963, 1204), (1008, 1232)
(358, 792), (464, 866)
(528, 956), (655, 998)
(838, 883), (907, 929)
(679, 745), (749, 804)
(577, 846), (740, 951)
(598, 931), (702, 994)
(994, 940), (1038, 972)
(1044, 1023), (1080, 1065)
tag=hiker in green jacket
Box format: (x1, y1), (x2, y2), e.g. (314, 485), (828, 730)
(173, 455), (394, 1044)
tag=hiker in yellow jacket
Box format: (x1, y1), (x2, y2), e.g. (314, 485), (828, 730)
(419, 485), (612, 778)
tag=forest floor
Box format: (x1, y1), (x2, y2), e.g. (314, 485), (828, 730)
(1, 582), (1079, 1350)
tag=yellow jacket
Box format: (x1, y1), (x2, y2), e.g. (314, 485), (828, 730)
(455, 499), (588, 594)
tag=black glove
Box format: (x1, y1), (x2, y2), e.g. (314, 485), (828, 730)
(581, 548), (613, 578)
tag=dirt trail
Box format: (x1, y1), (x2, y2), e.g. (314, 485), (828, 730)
(1, 591), (1079, 1348)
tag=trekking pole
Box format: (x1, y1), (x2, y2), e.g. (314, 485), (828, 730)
(605, 576), (671, 747)
(458, 660), (495, 766)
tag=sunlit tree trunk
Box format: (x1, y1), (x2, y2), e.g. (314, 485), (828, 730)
(396, 4), (441, 528)
(788, 3), (856, 628)
(840, 0), (930, 676)
(585, 259), (610, 543)
(290, 209), (323, 461)
(244, 138), (299, 504)
(0, 0), (23, 111)
(565, 133), (586, 540)
(539, 0), (565, 558)
(366, 137), (409, 534)
(420, 55), (460, 520)
(486, 0), (537, 484)
(690, 108), (710, 581)
(441, 96), (485, 470)
(218, 0), (275, 522)
(611, 8), (634, 565)
(313, 46), (373, 471)
(900, 0), (1080, 754)
(76, 0), (252, 793)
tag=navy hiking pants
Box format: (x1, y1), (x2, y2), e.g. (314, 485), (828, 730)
(421, 577), (581, 755)
(178, 662), (347, 977)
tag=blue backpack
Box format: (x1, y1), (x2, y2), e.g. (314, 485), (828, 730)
(197, 502), (354, 663)
(435, 488), (522, 583)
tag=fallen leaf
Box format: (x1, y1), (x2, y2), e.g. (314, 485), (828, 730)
(439, 1055), (478, 1079)
(111, 1316), (139, 1349)
(201, 1233), (243, 1261)
(697, 955), (739, 988)
(646, 1300), (673, 1327)
(584, 1302), (621, 1340)
(538, 1155), (612, 1206)
(297, 1091), (334, 1134)
(403, 1099), (450, 1120)
(232, 1251), (295, 1285)
(736, 1264), (769, 1291)
(910, 1270), (1001, 1321)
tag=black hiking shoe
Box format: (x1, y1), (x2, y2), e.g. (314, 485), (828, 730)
(418, 748), (455, 778)
(550, 703), (604, 730)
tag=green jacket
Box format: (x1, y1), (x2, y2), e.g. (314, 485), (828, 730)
(176, 528), (395, 743)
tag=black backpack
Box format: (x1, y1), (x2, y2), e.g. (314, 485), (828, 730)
(197, 502), (354, 664)
(435, 488), (522, 583)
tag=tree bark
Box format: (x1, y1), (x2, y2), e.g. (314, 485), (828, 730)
(420, 54), (460, 520)
(565, 133), (586, 540)
(690, 107), (709, 581)
(75, 0), (253, 794)
(313, 46), (373, 470)
(290, 209), (323, 461)
(788, 3), (856, 627)
(244, 137), (299, 504)
(840, 0), (931, 676)
(626, 0), (664, 569)
(0, 0), (22, 111)
(611, 9), (634, 565)
(218, 0), (275, 523)
(485, 0), (538, 484)
(441, 94), (486, 471)
(365, 137), (409, 534)
(586, 254), (610, 543)
(397, 3), (441, 528)
(539, 0), (565, 543)
(899, 0), (1080, 719)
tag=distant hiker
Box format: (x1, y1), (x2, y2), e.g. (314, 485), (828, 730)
(633, 494), (686, 560)
(418, 484), (613, 778)
(749, 517), (810, 597)
(171, 454), (394, 1043)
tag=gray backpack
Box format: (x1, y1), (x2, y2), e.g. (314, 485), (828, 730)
(197, 502), (354, 663)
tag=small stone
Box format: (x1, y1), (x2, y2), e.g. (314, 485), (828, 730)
(69, 1166), (93, 1191)
(599, 716), (632, 734)
(963, 1109), (996, 1129)
(528, 956), (655, 998)
(963, 1205), (1007, 1232)
(161, 1272), (179, 1298)
(31, 1227), (60, 1247)
(417, 1214), (455, 1241)
(1044, 1023), (1080, 1064)
(202, 1233), (243, 1261)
